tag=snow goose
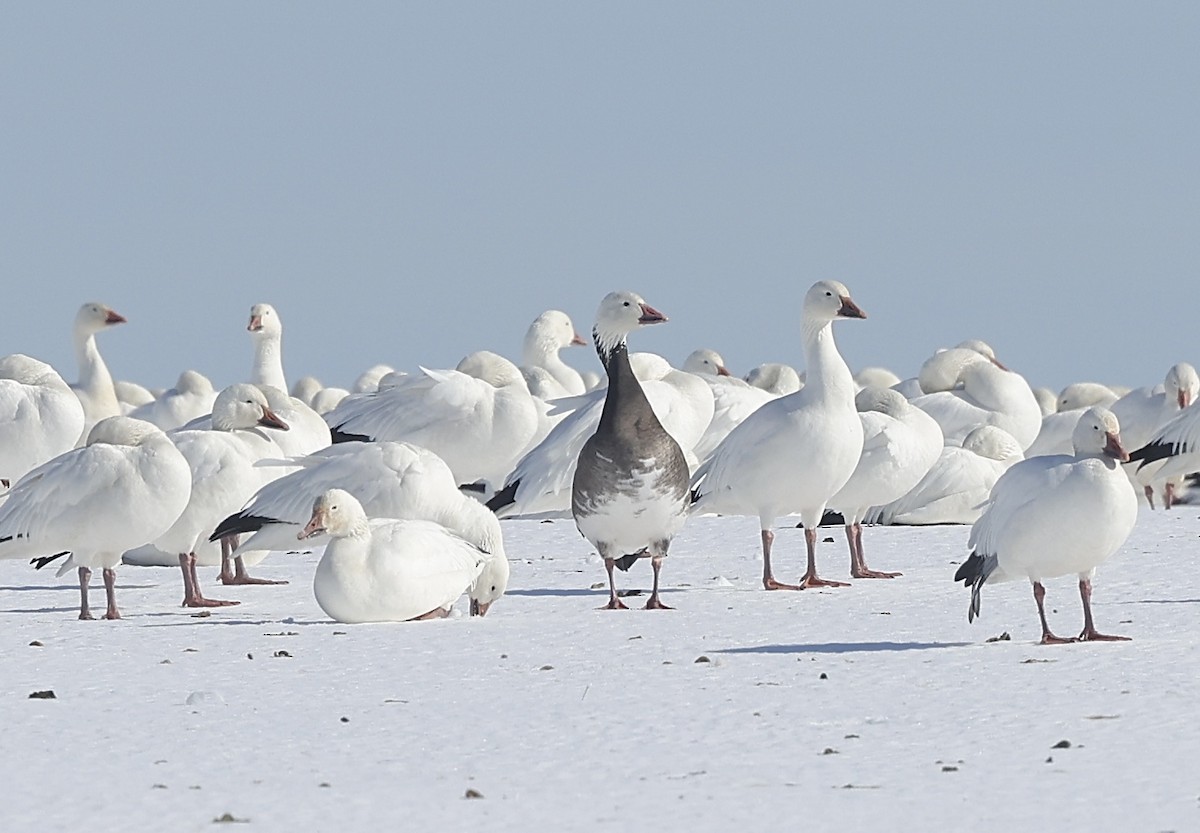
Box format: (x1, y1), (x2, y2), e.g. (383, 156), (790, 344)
(854, 366), (901, 391)
(867, 425), (1023, 526)
(290, 376), (324, 407)
(353, 364), (395, 394)
(917, 341), (1006, 394)
(1032, 387), (1057, 417)
(488, 352), (711, 519)
(115, 380), (155, 413)
(743, 362), (803, 395)
(955, 407), (1138, 643)
(326, 351), (540, 492)
(829, 387), (943, 577)
(1025, 382), (1120, 458)
(0, 354), (85, 485)
(310, 386), (350, 415)
(1111, 362), (1199, 507)
(684, 349), (777, 463)
(300, 490), (487, 623)
(571, 292), (690, 609)
(128, 370), (217, 432)
(70, 301), (128, 444)
(152, 384), (290, 607)
(247, 303), (287, 391)
(1127, 395), (1200, 499)
(910, 355), (1042, 449)
(691, 280), (866, 590)
(521, 309), (588, 395)
(212, 442), (509, 615)
(0, 416), (191, 619)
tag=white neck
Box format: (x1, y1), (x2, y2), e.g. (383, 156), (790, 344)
(74, 328), (116, 399)
(251, 333), (287, 390)
(524, 340), (582, 395)
(801, 317), (854, 403)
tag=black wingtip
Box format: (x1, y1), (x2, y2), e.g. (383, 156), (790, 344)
(689, 487), (702, 505)
(1127, 440), (1177, 469)
(30, 551), (70, 571)
(209, 513), (276, 543)
(953, 552), (984, 586)
(459, 482), (487, 494)
(485, 480), (519, 514)
(613, 551), (643, 572)
(330, 426), (372, 444)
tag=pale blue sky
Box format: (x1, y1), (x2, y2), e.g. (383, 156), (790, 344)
(3, 3), (1198, 394)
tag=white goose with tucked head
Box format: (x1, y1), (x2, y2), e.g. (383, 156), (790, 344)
(129, 369), (217, 432)
(1024, 382), (1120, 459)
(301, 489), (487, 623)
(691, 280), (866, 590)
(247, 303), (287, 391)
(70, 301), (128, 444)
(909, 351), (1042, 449)
(0, 354), (85, 485)
(0, 416), (191, 620)
(955, 407), (1138, 644)
(1112, 362), (1200, 508)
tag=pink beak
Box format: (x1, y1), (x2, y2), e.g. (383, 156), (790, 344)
(638, 303), (667, 324)
(258, 407), (290, 431)
(1103, 431), (1130, 462)
(837, 296), (866, 319)
(1179, 390), (1191, 410)
(570, 332), (587, 347)
(716, 365), (732, 377)
(247, 316), (263, 332)
(299, 510), (326, 540)
(105, 310), (127, 325)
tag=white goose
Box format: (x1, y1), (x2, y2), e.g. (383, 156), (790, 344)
(691, 280), (866, 590)
(909, 353), (1042, 449)
(128, 370), (217, 432)
(0, 416), (191, 619)
(212, 442), (509, 615)
(829, 387), (943, 577)
(0, 354), (85, 485)
(1110, 362), (1199, 507)
(152, 384), (291, 607)
(70, 301), (128, 444)
(743, 362), (803, 395)
(1024, 382), (1119, 458)
(246, 303), (287, 390)
(300, 490), (487, 623)
(115, 380), (155, 413)
(521, 309), (588, 396)
(684, 349), (776, 463)
(325, 351), (540, 492)
(867, 425), (1023, 526)
(955, 407), (1138, 644)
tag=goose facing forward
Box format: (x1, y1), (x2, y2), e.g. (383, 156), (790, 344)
(572, 291), (690, 610)
(300, 489), (487, 623)
(955, 407), (1138, 644)
(691, 280), (866, 590)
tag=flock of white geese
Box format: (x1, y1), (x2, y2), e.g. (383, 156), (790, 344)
(2, 285), (1198, 641)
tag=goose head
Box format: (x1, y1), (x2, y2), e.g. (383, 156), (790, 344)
(744, 362), (803, 395)
(683, 349), (731, 377)
(523, 310), (587, 360)
(353, 364), (395, 393)
(956, 339), (1006, 371)
(962, 425), (1024, 463)
(1072, 406), (1127, 461)
(592, 291), (666, 356)
(1166, 362), (1199, 410)
(803, 280), (865, 324)
(455, 351), (528, 390)
(211, 383), (290, 432)
(75, 302), (127, 335)
(0, 354), (64, 388)
(1056, 382), (1117, 412)
(470, 552), (510, 616)
(246, 303), (282, 338)
(176, 370), (214, 396)
(300, 489), (367, 539)
(86, 415), (165, 447)
(854, 386), (908, 418)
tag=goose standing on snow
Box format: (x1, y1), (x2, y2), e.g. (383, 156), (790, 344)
(0, 416), (191, 619)
(212, 442), (509, 615)
(829, 387), (943, 577)
(300, 490), (487, 623)
(520, 309), (588, 396)
(70, 301), (128, 444)
(0, 354), (85, 485)
(691, 281), (866, 590)
(153, 384), (290, 607)
(1110, 362), (1199, 508)
(954, 407), (1138, 644)
(572, 291), (689, 610)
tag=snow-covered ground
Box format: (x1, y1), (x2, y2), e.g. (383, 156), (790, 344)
(3, 509), (1198, 832)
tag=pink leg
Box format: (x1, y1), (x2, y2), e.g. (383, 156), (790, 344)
(1164, 482), (1177, 510)
(799, 527), (849, 589)
(179, 553), (239, 607)
(102, 567), (121, 620)
(762, 528), (802, 590)
(412, 606), (450, 620)
(218, 537), (237, 584)
(644, 555), (673, 610)
(1143, 485), (1157, 510)
(849, 522), (901, 579)
(599, 558), (628, 610)
(1077, 578), (1130, 642)
(220, 534), (287, 586)
(1034, 581), (1075, 644)
(78, 566), (94, 620)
